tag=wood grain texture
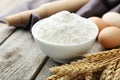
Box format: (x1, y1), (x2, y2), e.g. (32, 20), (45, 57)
(36, 41), (105, 80)
(35, 58), (61, 80)
(0, 23), (15, 45)
(0, 30), (46, 80)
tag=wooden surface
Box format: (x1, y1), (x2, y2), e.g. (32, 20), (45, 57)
(0, 30), (47, 80)
(0, 23), (15, 44)
(0, 0), (47, 80)
(36, 59), (61, 80)
(0, 0), (105, 80)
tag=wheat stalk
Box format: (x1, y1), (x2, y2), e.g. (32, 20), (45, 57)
(47, 48), (120, 80)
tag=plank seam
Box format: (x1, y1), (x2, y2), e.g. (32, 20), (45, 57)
(0, 28), (16, 45)
(30, 56), (49, 80)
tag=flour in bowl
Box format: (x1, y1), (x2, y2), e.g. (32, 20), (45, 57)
(32, 11), (98, 45)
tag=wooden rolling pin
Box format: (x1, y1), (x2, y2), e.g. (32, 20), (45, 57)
(6, 0), (89, 26)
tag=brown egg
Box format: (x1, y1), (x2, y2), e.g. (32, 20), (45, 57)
(98, 26), (120, 49)
(102, 12), (120, 28)
(88, 17), (108, 33)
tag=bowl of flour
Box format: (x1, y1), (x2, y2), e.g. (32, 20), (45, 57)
(32, 11), (98, 63)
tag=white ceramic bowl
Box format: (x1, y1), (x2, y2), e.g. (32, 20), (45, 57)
(32, 19), (98, 63)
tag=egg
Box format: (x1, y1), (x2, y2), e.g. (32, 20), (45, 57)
(88, 17), (108, 33)
(98, 26), (120, 49)
(102, 12), (120, 28)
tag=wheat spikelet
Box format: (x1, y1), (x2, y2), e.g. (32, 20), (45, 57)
(100, 60), (118, 80)
(50, 49), (120, 77)
(46, 75), (60, 80)
(84, 48), (120, 63)
(50, 61), (96, 76)
(49, 60), (109, 79)
(46, 75), (70, 80)
(47, 48), (120, 80)
(85, 72), (94, 80)
(113, 60), (120, 80)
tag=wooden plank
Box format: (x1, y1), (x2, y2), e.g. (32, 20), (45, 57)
(0, 30), (46, 80)
(0, 23), (15, 45)
(0, 0), (17, 44)
(36, 42), (105, 80)
(35, 58), (61, 80)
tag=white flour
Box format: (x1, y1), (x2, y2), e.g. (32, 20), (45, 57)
(33, 11), (98, 45)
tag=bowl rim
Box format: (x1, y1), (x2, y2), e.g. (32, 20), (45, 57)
(31, 19), (98, 47)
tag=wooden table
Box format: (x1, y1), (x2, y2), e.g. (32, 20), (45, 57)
(0, 0), (104, 80)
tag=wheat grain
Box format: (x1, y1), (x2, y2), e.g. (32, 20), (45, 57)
(85, 72), (94, 80)
(113, 60), (120, 80)
(84, 48), (120, 63)
(100, 58), (120, 80)
(47, 48), (120, 80)
(46, 75), (70, 80)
